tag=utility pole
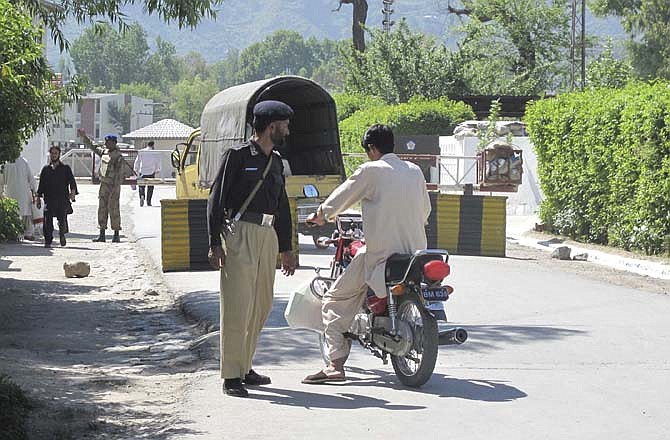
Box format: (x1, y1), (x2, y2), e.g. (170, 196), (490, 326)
(382, 0), (394, 33)
(570, 0), (586, 90)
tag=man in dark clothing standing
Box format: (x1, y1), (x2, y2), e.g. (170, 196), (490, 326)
(207, 100), (297, 398)
(36, 146), (78, 248)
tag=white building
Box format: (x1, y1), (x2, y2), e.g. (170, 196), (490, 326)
(122, 118), (195, 178)
(49, 93), (154, 147)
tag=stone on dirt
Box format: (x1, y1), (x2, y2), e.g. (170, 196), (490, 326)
(573, 252), (589, 261)
(63, 262), (91, 278)
(551, 246), (572, 260)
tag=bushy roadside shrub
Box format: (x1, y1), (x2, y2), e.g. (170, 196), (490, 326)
(525, 81), (670, 255)
(0, 374), (30, 440)
(333, 93), (385, 122)
(338, 97), (474, 173)
(0, 198), (23, 242)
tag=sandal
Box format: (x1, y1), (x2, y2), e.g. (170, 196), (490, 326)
(302, 370), (346, 384)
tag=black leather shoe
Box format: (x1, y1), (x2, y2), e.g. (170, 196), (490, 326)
(223, 378), (248, 397)
(244, 369), (271, 385)
(93, 231), (106, 242)
(59, 235), (66, 247)
(112, 231), (120, 243)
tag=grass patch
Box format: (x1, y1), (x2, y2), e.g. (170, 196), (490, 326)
(0, 373), (31, 440)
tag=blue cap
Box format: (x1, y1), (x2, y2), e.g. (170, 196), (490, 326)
(253, 100), (294, 121)
(104, 134), (118, 141)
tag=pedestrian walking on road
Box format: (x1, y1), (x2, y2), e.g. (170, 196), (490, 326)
(133, 140), (161, 207)
(0, 156), (38, 241)
(78, 129), (125, 243)
(207, 100), (297, 398)
(36, 146), (78, 248)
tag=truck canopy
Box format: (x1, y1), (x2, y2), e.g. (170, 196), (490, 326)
(199, 76), (344, 188)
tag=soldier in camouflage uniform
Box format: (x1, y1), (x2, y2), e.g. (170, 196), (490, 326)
(77, 129), (125, 243)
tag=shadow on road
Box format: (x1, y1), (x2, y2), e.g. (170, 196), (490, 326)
(344, 366), (527, 402)
(460, 325), (587, 352)
(0, 242), (54, 260)
(246, 369), (525, 409)
(249, 385), (427, 410)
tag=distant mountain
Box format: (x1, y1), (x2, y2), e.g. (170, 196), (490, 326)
(46, 0), (627, 65)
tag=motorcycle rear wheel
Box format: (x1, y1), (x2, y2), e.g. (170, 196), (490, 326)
(391, 292), (438, 388)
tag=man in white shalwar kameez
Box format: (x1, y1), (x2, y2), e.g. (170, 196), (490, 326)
(303, 124), (431, 384)
(0, 156), (37, 240)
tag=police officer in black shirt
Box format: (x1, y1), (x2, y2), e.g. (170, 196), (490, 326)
(207, 100), (297, 398)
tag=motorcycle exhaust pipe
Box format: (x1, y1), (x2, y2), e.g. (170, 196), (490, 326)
(439, 327), (468, 346)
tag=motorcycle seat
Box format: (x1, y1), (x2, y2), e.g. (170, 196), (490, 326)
(385, 253), (412, 284)
(385, 252), (445, 284)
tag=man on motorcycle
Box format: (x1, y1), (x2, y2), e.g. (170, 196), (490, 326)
(303, 124), (431, 384)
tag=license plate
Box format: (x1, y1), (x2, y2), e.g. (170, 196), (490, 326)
(422, 286), (450, 301)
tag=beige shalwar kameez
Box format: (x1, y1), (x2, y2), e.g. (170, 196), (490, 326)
(318, 153), (431, 360)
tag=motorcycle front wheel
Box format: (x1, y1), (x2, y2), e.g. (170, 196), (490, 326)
(391, 292), (439, 388)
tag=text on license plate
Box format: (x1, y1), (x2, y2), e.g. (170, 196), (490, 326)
(422, 287), (450, 301)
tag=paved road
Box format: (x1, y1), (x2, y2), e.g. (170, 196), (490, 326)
(127, 184), (670, 440)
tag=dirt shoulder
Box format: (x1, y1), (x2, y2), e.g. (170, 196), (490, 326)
(505, 241), (670, 295)
(0, 188), (202, 439)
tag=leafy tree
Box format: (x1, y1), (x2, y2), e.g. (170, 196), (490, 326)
(586, 42), (633, 89)
(118, 82), (174, 121)
(591, 0), (670, 80)
(306, 37), (346, 91)
(170, 76), (219, 127)
(333, 93), (384, 121)
(107, 102), (132, 134)
(70, 23), (149, 90)
(118, 82), (164, 103)
(236, 31), (316, 83)
(341, 20), (466, 103)
(14, 0), (222, 51)
(181, 51), (209, 80)
(210, 49), (240, 90)
(447, 0), (570, 94)
(0, 0), (79, 163)
(144, 37), (183, 92)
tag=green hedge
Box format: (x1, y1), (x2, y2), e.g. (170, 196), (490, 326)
(339, 97), (474, 151)
(525, 81), (670, 255)
(338, 97), (474, 173)
(0, 197), (23, 242)
(333, 93), (385, 122)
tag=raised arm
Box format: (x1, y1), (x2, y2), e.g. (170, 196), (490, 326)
(77, 128), (104, 157)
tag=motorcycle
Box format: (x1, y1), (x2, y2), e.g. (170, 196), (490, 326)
(308, 212), (467, 388)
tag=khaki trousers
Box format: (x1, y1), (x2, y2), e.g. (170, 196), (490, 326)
(98, 182), (121, 231)
(322, 253), (368, 361)
(219, 221), (278, 379)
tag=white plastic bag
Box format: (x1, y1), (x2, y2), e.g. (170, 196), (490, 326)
(284, 278), (331, 332)
(31, 200), (44, 225)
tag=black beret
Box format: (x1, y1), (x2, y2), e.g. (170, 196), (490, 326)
(253, 100), (294, 121)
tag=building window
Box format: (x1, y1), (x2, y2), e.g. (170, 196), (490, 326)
(64, 122), (73, 128)
(95, 99), (100, 113)
(95, 127), (100, 138)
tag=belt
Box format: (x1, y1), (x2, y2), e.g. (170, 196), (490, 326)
(238, 212), (275, 227)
